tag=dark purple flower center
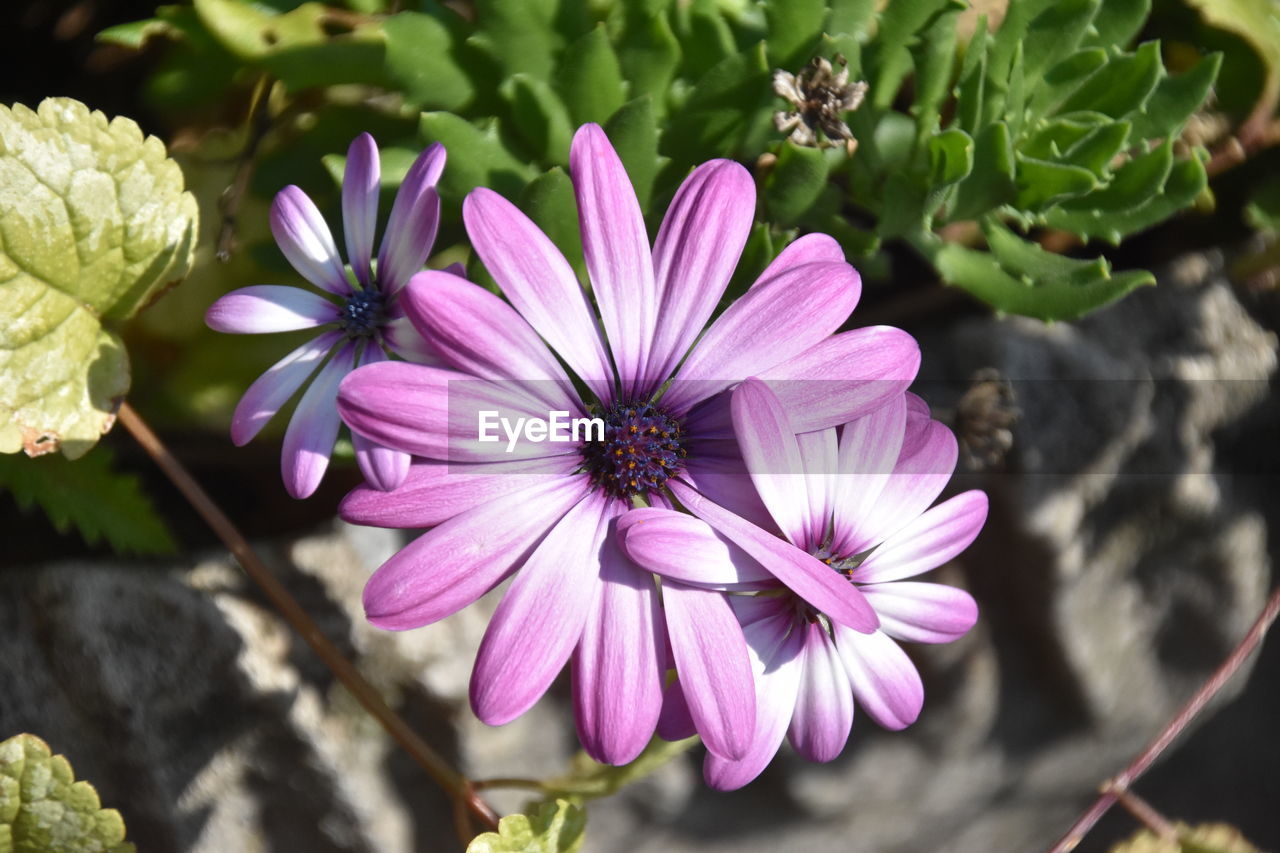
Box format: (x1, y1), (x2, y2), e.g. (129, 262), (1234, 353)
(340, 288), (385, 338)
(580, 400), (686, 499)
(812, 545), (864, 580)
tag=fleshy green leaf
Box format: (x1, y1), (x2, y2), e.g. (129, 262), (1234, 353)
(0, 447), (175, 556)
(603, 96), (661, 208)
(383, 10), (475, 110)
(1183, 0), (1280, 110)
(502, 74), (575, 166)
(556, 25), (627, 126)
(1128, 52), (1223, 141)
(617, 0), (681, 112)
(519, 168), (584, 279)
(1029, 47), (1109, 116)
(0, 98), (197, 460)
(1083, 0), (1151, 49)
(928, 128), (974, 187)
(950, 121), (1015, 219)
(542, 737), (700, 801)
(911, 6), (962, 141)
(1056, 40), (1163, 119)
(827, 0), (877, 39)
(766, 143), (833, 226)
(865, 0), (967, 109)
(0, 733), (136, 853)
(1020, 0), (1101, 82)
(1245, 173), (1280, 232)
(672, 0), (738, 80)
(1015, 154), (1098, 209)
(418, 113), (537, 204)
(766, 0), (826, 69)
(470, 0), (562, 81)
(466, 800), (585, 853)
(934, 226), (1155, 321)
(953, 15), (989, 133)
(1059, 120), (1131, 177)
(664, 41), (772, 165)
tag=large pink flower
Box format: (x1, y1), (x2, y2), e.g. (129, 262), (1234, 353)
(206, 134), (443, 498)
(335, 124), (920, 764)
(620, 379), (987, 789)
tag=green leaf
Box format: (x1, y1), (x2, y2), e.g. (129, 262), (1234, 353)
(466, 800), (585, 853)
(1020, 0), (1100, 82)
(1040, 147), (1208, 243)
(1022, 112), (1111, 161)
(383, 11), (475, 110)
(766, 144), (833, 226)
(0, 733), (136, 853)
(1245, 173), (1280, 232)
(827, 0), (877, 39)
(1028, 47), (1109, 116)
(928, 128), (974, 187)
(933, 228), (1155, 321)
(664, 41), (772, 165)
(1128, 52), (1222, 141)
(950, 120), (1015, 219)
(866, 0), (967, 109)
(502, 74), (575, 166)
(603, 96), (661, 208)
(1183, 0), (1280, 110)
(0, 98), (197, 460)
(470, 0), (562, 81)
(1057, 40), (1163, 119)
(1109, 821), (1263, 853)
(96, 11), (184, 49)
(518, 168), (584, 279)
(953, 15), (988, 133)
(418, 113), (537, 204)
(1015, 153), (1098, 209)
(911, 7), (962, 141)
(1082, 0), (1150, 48)
(766, 0), (826, 69)
(673, 0), (738, 80)
(557, 25), (626, 126)
(1058, 136), (1174, 211)
(1059, 120), (1131, 177)
(542, 737), (700, 801)
(878, 172), (932, 240)
(618, 1), (681, 112)
(984, 218), (1109, 282)
(0, 447), (175, 555)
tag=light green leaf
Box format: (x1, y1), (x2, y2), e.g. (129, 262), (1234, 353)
(911, 7), (962, 141)
(503, 74), (575, 166)
(1057, 136), (1174, 211)
(953, 15), (988, 133)
(1028, 47), (1109, 116)
(1183, 0), (1280, 110)
(1109, 821), (1263, 853)
(618, 1), (681, 112)
(470, 0), (562, 81)
(673, 0), (737, 80)
(1128, 52), (1222, 141)
(766, 143), (833, 226)
(418, 113), (537, 204)
(1082, 0), (1151, 49)
(934, 231), (1154, 321)
(542, 737), (700, 801)
(866, 0), (967, 109)
(664, 41), (772, 165)
(766, 0), (826, 69)
(1022, 112), (1111, 162)
(950, 120), (1015, 219)
(1056, 41), (1163, 119)
(827, 0), (877, 39)
(557, 25), (627, 126)
(1059, 120), (1131, 177)
(383, 11), (475, 110)
(466, 800), (585, 853)
(0, 98), (197, 459)
(1015, 153), (1098, 209)
(0, 733), (135, 853)
(603, 96), (661, 208)
(95, 10), (184, 49)
(0, 447), (175, 555)
(928, 128), (974, 187)
(1020, 0), (1100, 82)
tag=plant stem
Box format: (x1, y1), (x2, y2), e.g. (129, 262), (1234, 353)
(1046, 582), (1280, 853)
(116, 402), (500, 834)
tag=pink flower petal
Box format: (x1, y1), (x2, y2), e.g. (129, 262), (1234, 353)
(349, 344), (410, 491)
(861, 582), (979, 644)
(231, 330), (342, 446)
(617, 508), (773, 587)
(756, 327), (921, 434)
(851, 491), (989, 583)
(573, 519), (666, 764)
(828, 395), (908, 555)
(796, 429), (839, 553)
(669, 480), (878, 633)
(656, 679), (697, 741)
(646, 159), (755, 383)
(749, 233), (845, 289)
(570, 124), (656, 397)
(343, 133), (380, 287)
(662, 579), (756, 760)
(833, 624), (924, 730)
(471, 493), (610, 725)
(362, 474), (590, 630)
(271, 186), (350, 295)
(730, 378), (810, 546)
(663, 261), (861, 415)
(378, 142), (444, 292)
(205, 285), (339, 334)
(281, 342), (356, 499)
(788, 620), (853, 762)
(464, 187), (615, 404)
(677, 446), (777, 533)
(704, 613), (805, 790)
(340, 456), (579, 528)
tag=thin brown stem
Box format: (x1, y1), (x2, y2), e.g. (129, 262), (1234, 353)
(1111, 788), (1178, 842)
(472, 777), (552, 792)
(116, 402), (500, 833)
(216, 76), (276, 262)
(1046, 582), (1280, 853)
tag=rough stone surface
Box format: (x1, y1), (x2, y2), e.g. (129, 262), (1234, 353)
(1, 251), (1276, 852)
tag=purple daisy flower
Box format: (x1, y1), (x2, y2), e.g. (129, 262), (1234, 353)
(205, 133), (444, 498)
(619, 379), (987, 789)
(335, 123), (921, 764)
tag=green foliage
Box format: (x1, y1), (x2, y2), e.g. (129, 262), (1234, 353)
(0, 448), (175, 556)
(0, 98), (196, 460)
(0, 733), (135, 853)
(540, 736), (699, 802)
(1109, 821), (1263, 853)
(466, 800), (585, 853)
(1183, 0), (1280, 110)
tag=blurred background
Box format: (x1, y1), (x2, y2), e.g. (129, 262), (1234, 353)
(1, 0), (1277, 850)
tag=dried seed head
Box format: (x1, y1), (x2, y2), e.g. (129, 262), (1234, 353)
(772, 55), (868, 154)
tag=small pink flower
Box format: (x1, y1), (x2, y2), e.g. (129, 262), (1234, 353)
(206, 134), (444, 498)
(620, 379), (987, 789)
